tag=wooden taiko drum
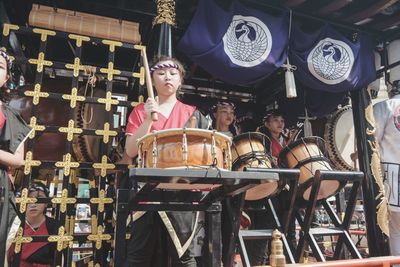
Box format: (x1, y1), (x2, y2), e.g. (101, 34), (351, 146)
(231, 132), (279, 200)
(278, 136), (344, 201)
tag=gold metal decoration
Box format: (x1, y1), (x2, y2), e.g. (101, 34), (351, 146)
(68, 34), (90, 47)
(100, 62), (121, 81)
(89, 188), (113, 212)
(2, 23), (19, 37)
(66, 57), (86, 77)
(87, 225), (112, 249)
(102, 40), (123, 53)
(55, 153), (80, 176)
(48, 226), (74, 251)
(28, 116), (46, 139)
(92, 155), (116, 177)
(131, 95), (145, 107)
(270, 230), (286, 267)
(153, 0), (176, 26)
(132, 66), (145, 85)
(51, 188), (77, 213)
(13, 227), (33, 253)
(59, 119), (83, 141)
(365, 88), (390, 236)
(62, 87), (86, 108)
(32, 28), (56, 42)
(97, 91), (119, 111)
(15, 188), (37, 213)
(95, 122), (118, 144)
(24, 84), (49, 105)
(28, 52), (53, 73)
(23, 151), (41, 175)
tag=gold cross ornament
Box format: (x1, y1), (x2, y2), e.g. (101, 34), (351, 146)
(32, 28), (56, 42)
(133, 66), (145, 85)
(87, 225), (111, 249)
(28, 116), (46, 139)
(51, 188), (77, 213)
(13, 227), (33, 253)
(24, 84), (49, 105)
(89, 188), (113, 212)
(15, 188), (37, 213)
(102, 40), (122, 53)
(66, 57), (86, 77)
(48, 226), (74, 251)
(68, 34), (90, 48)
(2, 23), (19, 37)
(100, 62), (121, 81)
(95, 122), (117, 144)
(28, 52), (53, 73)
(92, 155), (115, 177)
(55, 153), (80, 176)
(62, 87), (86, 108)
(59, 120), (83, 141)
(97, 91), (119, 111)
(23, 151), (41, 175)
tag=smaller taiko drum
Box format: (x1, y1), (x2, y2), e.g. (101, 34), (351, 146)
(278, 136), (345, 201)
(231, 132), (279, 200)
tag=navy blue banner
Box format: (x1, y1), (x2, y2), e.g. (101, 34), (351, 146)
(177, 0), (289, 85)
(290, 24), (376, 93)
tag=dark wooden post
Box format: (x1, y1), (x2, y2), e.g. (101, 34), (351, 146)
(153, 0), (175, 58)
(351, 88), (390, 256)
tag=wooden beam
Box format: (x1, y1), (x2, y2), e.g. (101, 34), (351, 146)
(344, 0), (399, 23)
(285, 0), (308, 8)
(373, 13), (400, 30)
(317, 0), (353, 16)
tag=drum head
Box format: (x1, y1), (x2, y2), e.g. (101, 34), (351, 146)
(325, 106), (358, 171)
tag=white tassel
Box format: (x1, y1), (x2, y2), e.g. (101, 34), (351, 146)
(283, 58), (297, 98)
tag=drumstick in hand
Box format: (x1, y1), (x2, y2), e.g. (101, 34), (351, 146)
(141, 47), (158, 121)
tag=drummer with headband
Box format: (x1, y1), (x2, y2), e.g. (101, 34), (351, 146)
(212, 101), (236, 137)
(124, 56), (208, 267)
(257, 109), (298, 165)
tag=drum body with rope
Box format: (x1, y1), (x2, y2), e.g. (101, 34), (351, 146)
(278, 136), (345, 201)
(137, 128), (232, 190)
(325, 105), (358, 171)
(231, 132), (279, 200)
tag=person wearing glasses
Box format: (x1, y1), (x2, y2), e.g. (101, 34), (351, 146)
(7, 182), (58, 267)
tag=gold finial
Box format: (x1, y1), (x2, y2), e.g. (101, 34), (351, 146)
(48, 226), (74, 251)
(15, 188), (37, 213)
(28, 116), (46, 139)
(87, 225), (112, 249)
(51, 188), (77, 213)
(13, 227), (33, 253)
(23, 151), (41, 175)
(270, 229), (286, 267)
(92, 155), (116, 177)
(97, 91), (119, 111)
(28, 52), (53, 72)
(58, 119), (83, 141)
(153, 0), (176, 26)
(24, 84), (49, 105)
